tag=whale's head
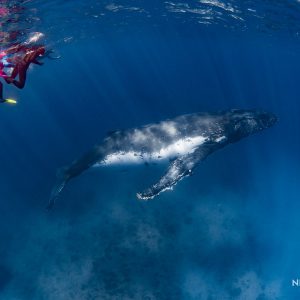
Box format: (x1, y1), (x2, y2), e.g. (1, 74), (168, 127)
(228, 109), (277, 141)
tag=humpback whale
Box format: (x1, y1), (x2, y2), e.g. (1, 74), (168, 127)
(48, 109), (277, 209)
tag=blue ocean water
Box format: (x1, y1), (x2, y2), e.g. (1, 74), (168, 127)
(0, 1), (299, 299)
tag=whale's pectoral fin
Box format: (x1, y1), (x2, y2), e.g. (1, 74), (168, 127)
(137, 144), (215, 200)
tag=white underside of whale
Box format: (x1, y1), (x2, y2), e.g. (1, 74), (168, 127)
(97, 135), (207, 166)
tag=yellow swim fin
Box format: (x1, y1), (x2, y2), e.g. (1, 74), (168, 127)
(4, 98), (17, 104)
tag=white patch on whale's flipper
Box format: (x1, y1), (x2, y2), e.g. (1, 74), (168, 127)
(137, 143), (216, 200)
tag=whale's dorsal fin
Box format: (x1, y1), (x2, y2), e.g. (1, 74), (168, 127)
(137, 143), (217, 200)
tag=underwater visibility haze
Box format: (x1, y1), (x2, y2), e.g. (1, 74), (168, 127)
(0, 0), (299, 299)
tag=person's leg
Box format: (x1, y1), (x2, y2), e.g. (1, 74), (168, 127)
(4, 63), (19, 84)
(0, 81), (4, 100)
(10, 63), (28, 89)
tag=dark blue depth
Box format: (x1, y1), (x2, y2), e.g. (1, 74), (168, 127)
(0, 6), (299, 299)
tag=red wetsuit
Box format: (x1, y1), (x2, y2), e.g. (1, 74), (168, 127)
(0, 45), (45, 100)
(5, 45), (45, 88)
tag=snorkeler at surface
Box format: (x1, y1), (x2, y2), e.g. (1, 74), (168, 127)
(5, 45), (45, 88)
(0, 49), (15, 103)
(0, 44), (46, 103)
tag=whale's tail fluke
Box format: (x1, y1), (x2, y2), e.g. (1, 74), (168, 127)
(47, 145), (106, 210)
(46, 168), (69, 210)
